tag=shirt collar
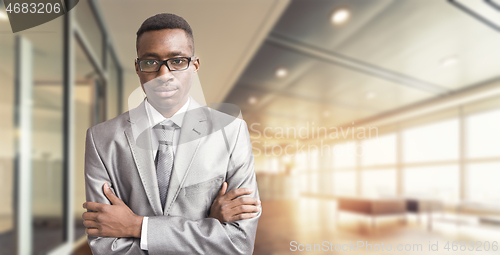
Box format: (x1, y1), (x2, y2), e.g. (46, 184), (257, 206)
(145, 96), (190, 128)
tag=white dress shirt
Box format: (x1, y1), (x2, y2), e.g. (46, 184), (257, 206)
(140, 96), (190, 250)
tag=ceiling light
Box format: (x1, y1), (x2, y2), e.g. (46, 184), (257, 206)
(331, 8), (350, 25)
(366, 92), (376, 99)
(440, 55), (458, 67)
(275, 67), (288, 78)
(0, 11), (8, 21)
(248, 96), (258, 105)
(322, 110), (330, 117)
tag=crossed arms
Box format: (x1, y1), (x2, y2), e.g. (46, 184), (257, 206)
(83, 120), (261, 255)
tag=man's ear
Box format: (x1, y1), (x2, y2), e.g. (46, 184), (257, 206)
(193, 58), (200, 73)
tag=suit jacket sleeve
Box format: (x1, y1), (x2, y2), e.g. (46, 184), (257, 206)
(147, 119), (261, 255)
(84, 127), (146, 254)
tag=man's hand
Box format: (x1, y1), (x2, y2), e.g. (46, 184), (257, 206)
(82, 183), (143, 238)
(209, 182), (261, 223)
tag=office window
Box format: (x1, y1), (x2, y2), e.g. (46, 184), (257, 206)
(299, 172), (318, 194)
(361, 169), (396, 198)
(466, 109), (500, 159)
(403, 119), (459, 163)
(333, 171), (356, 196)
(320, 172), (334, 195)
(299, 172), (308, 193)
(296, 152), (308, 171)
(264, 158), (280, 173)
(310, 172), (319, 194)
(333, 141), (357, 169)
(310, 149), (319, 171)
(467, 162), (500, 205)
(361, 134), (396, 166)
(404, 165), (459, 201)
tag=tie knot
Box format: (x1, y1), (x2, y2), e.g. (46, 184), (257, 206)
(153, 121), (177, 144)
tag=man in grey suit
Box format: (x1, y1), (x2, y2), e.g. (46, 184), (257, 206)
(82, 13), (261, 254)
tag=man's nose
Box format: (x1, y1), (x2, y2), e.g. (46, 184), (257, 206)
(157, 63), (174, 77)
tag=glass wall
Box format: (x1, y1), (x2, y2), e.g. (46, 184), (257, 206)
(0, 9), (15, 255)
(402, 119), (460, 201)
(360, 134), (397, 198)
(106, 50), (120, 120)
(466, 108), (500, 205)
(25, 16), (65, 255)
(404, 165), (459, 201)
(0, 0), (122, 253)
(0, 12), (66, 255)
(332, 141), (356, 196)
(72, 0), (119, 244)
(402, 119), (459, 163)
(466, 108), (500, 159)
(73, 39), (102, 240)
(75, 0), (103, 61)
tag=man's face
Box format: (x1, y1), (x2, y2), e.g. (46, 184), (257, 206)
(135, 29), (199, 112)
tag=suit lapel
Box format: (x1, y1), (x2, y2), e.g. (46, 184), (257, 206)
(164, 99), (208, 215)
(124, 99), (163, 216)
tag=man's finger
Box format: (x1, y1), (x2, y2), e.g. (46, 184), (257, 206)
(217, 182), (228, 197)
(83, 220), (99, 229)
(227, 197), (260, 209)
(84, 201), (105, 212)
(103, 183), (124, 205)
(86, 228), (100, 237)
(82, 211), (98, 221)
(231, 205), (260, 215)
(229, 212), (258, 222)
(225, 187), (253, 200)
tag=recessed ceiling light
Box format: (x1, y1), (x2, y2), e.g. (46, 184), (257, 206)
(248, 96), (258, 105)
(331, 8), (350, 25)
(275, 67), (288, 78)
(323, 110), (330, 117)
(366, 92), (376, 99)
(0, 11), (8, 21)
(440, 55), (458, 67)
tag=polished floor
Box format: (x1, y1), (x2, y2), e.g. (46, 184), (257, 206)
(75, 198), (500, 255)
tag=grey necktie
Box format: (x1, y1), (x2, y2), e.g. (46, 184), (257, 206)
(153, 121), (176, 211)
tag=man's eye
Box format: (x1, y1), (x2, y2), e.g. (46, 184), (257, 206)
(145, 60), (157, 66)
(171, 59), (185, 65)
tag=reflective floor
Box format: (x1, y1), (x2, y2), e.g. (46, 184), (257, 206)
(255, 199), (500, 255)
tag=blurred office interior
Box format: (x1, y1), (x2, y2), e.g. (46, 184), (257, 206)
(1, 0), (500, 254)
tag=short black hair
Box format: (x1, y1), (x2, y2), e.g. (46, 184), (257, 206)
(136, 13), (194, 55)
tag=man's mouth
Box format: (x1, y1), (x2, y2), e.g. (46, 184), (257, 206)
(153, 87), (178, 97)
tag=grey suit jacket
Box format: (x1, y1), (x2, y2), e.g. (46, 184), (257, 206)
(84, 97), (260, 255)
